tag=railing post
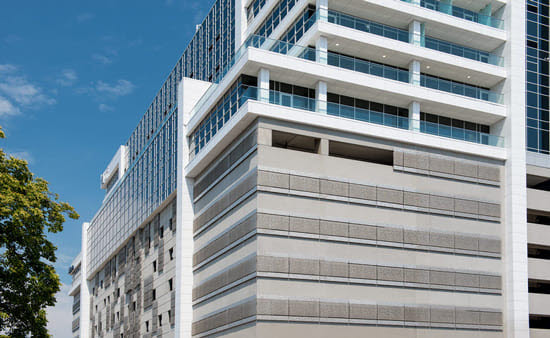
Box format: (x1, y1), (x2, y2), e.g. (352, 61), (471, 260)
(408, 101), (421, 132)
(409, 60), (421, 86)
(440, 0), (453, 15)
(479, 3), (492, 26)
(316, 81), (327, 114)
(257, 68), (270, 103)
(316, 36), (328, 65)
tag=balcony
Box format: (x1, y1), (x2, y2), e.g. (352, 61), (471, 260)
(187, 35), (506, 162)
(270, 33), (502, 104)
(328, 0), (506, 52)
(421, 74), (503, 103)
(327, 9), (503, 67)
(190, 83), (504, 157)
(401, 0), (503, 29)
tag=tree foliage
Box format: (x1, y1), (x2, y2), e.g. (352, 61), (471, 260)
(0, 126), (79, 337)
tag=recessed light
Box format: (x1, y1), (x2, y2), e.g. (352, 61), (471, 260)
(426, 65), (430, 69)
(335, 43), (340, 46)
(467, 75), (471, 79)
(382, 55), (387, 58)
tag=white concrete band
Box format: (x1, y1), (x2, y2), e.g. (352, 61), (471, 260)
(175, 78), (211, 338)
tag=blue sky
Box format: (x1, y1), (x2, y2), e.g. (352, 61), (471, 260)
(0, 1), (213, 336)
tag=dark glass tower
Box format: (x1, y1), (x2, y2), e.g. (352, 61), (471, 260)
(527, 0), (550, 154)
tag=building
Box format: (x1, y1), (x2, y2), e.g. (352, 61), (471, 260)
(67, 0), (550, 337)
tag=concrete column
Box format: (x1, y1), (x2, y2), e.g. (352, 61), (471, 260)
(316, 81), (327, 114)
(80, 223), (90, 338)
(234, 0), (248, 49)
(440, 0), (453, 14)
(500, 0), (529, 337)
(175, 78), (211, 338)
(409, 60), (421, 86)
(258, 68), (270, 103)
(409, 101), (421, 132)
(316, 0), (328, 21)
(317, 138), (329, 155)
(408, 20), (424, 47)
(316, 36), (328, 65)
(257, 127), (272, 146)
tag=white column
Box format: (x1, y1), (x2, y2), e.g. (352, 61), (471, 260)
(316, 36), (328, 65)
(408, 20), (423, 47)
(316, 81), (327, 114)
(500, 0), (529, 337)
(316, 0), (328, 21)
(258, 68), (270, 103)
(408, 101), (421, 132)
(79, 222), (90, 338)
(175, 77), (212, 338)
(234, 0), (248, 50)
(409, 60), (421, 86)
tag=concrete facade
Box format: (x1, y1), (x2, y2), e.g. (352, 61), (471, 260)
(69, 0), (550, 337)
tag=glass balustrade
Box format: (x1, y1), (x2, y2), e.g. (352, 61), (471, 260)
(401, 0), (503, 29)
(420, 120), (503, 146)
(239, 85), (503, 147)
(327, 53), (410, 83)
(420, 74), (503, 103)
(324, 8), (503, 66)
(189, 35), (505, 156)
(327, 10), (409, 43)
(423, 36), (503, 66)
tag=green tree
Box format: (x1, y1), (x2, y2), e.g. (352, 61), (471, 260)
(0, 126), (79, 337)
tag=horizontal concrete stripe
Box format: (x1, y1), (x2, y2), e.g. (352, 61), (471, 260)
(395, 150), (501, 184)
(257, 169), (501, 221)
(194, 130), (258, 200)
(192, 298), (502, 335)
(193, 170), (258, 234)
(192, 254), (501, 303)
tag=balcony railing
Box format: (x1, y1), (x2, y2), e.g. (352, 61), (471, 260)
(402, 0), (504, 29)
(189, 35), (505, 156)
(327, 53), (410, 83)
(423, 36), (503, 66)
(420, 74), (503, 103)
(202, 84), (503, 149)
(420, 120), (503, 147)
(327, 10), (410, 43)
(325, 9), (503, 66)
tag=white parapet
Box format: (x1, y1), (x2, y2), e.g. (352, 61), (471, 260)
(100, 145), (128, 190)
(175, 77), (212, 338)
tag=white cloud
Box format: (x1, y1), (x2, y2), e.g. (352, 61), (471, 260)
(46, 283), (73, 338)
(92, 53), (113, 65)
(56, 69), (78, 86)
(3, 35), (21, 44)
(0, 65), (56, 119)
(0, 76), (56, 106)
(98, 103), (114, 112)
(96, 79), (135, 97)
(0, 64), (17, 73)
(0, 95), (20, 117)
(76, 13), (94, 23)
